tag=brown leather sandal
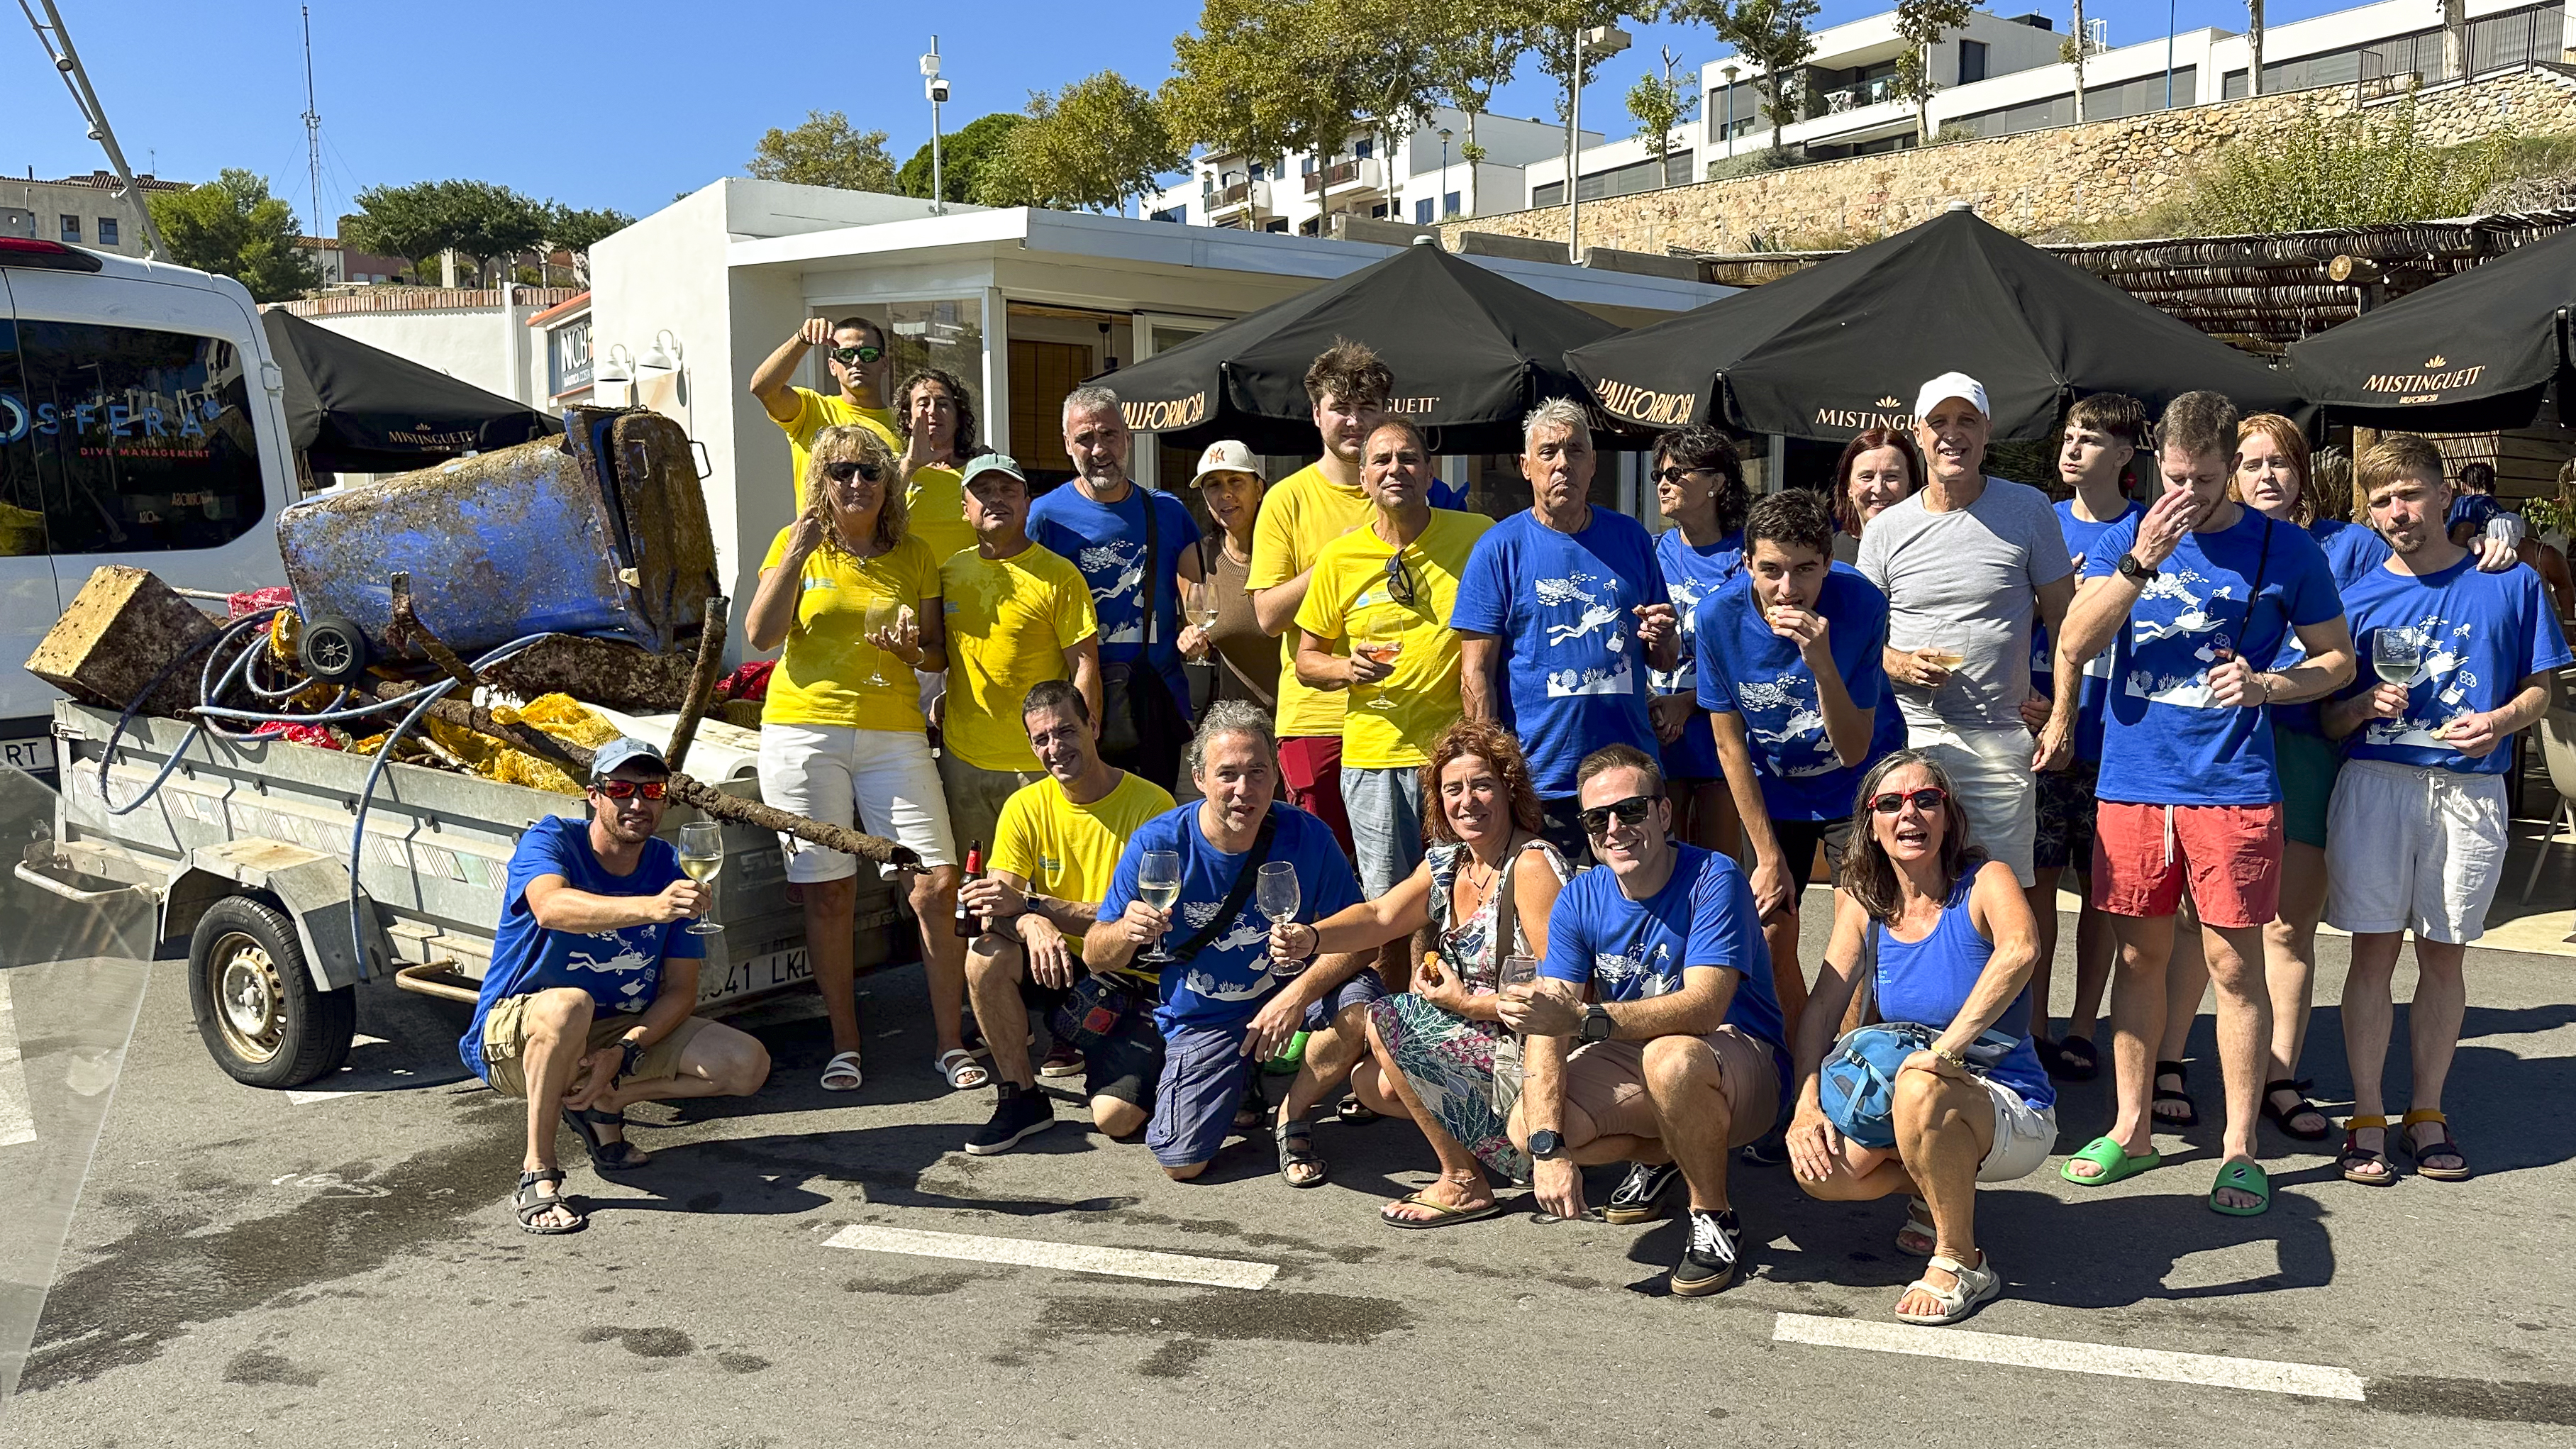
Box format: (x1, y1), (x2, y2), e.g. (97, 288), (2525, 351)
(2338, 1114), (2395, 1186)
(2399, 1108), (2472, 1182)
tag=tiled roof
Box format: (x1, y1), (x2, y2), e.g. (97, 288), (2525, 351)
(41, 170), (188, 191)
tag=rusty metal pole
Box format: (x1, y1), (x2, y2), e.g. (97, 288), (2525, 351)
(661, 595), (730, 775)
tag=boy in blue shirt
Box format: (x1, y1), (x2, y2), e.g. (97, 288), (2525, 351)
(1498, 745), (1785, 1297)
(2322, 436), (2571, 1186)
(466, 740), (772, 1234)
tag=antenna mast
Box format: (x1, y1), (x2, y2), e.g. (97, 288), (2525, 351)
(18, 0), (168, 260)
(302, 4), (325, 267)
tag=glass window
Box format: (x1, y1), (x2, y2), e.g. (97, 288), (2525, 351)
(1416, 197), (1435, 224)
(1354, 138), (1372, 159)
(1444, 191), (1460, 216)
(97, 218), (118, 248)
(0, 318), (268, 555)
(1959, 39), (1989, 85)
(58, 216), (79, 243)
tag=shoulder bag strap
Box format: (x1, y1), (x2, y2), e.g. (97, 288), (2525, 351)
(1490, 834), (1550, 965)
(1163, 807), (1279, 965)
(1140, 488), (1161, 648)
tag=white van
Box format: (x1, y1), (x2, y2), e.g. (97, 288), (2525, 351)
(1, 238), (296, 779)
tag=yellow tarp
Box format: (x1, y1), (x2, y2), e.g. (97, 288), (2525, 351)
(421, 692), (623, 796)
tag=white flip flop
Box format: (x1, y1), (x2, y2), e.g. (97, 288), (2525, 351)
(819, 1050), (865, 1092)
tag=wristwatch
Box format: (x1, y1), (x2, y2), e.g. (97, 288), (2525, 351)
(1933, 1046), (1970, 1071)
(2116, 553), (2158, 584)
(616, 1039), (645, 1082)
(1528, 1128), (1567, 1160)
(1580, 1004), (1614, 1045)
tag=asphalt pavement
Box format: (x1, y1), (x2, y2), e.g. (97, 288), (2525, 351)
(4, 899), (2573, 1447)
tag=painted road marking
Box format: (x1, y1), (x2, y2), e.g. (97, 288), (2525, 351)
(1772, 1314), (2367, 1401)
(0, 974), (34, 1148)
(284, 1035), (403, 1105)
(823, 1223), (1276, 1291)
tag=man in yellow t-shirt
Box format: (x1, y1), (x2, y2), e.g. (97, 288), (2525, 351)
(938, 454), (1102, 853)
(1294, 419), (1490, 898)
(749, 316), (903, 494)
(958, 679), (1176, 1155)
(890, 367), (981, 571)
(1246, 339), (1391, 857)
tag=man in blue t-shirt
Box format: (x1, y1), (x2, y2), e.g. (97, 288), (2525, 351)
(465, 740), (771, 1234)
(1498, 745), (1785, 1297)
(1028, 386), (1205, 791)
(2054, 392), (2354, 1216)
(1697, 488), (1891, 1043)
(2322, 435), (2572, 1185)
(1089, 700), (1374, 1184)
(1453, 398), (1679, 861)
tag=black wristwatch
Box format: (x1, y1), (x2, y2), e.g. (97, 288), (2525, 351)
(1528, 1128), (1567, 1160)
(616, 1039), (645, 1082)
(1580, 1004), (1614, 1045)
(2116, 553), (2158, 584)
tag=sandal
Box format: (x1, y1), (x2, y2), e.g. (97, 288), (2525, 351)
(1381, 1190), (1503, 1230)
(1336, 1094), (1380, 1126)
(2263, 1078), (2332, 1142)
(2152, 1060), (2200, 1127)
(2060, 1134), (2160, 1187)
(2338, 1114), (2396, 1186)
(2208, 1157), (2272, 1217)
(818, 1050), (865, 1092)
(936, 1048), (991, 1091)
(1275, 1116), (1328, 1189)
(2051, 1035), (2100, 1082)
(513, 1169), (585, 1234)
(1894, 1197), (1936, 1258)
(561, 1106), (650, 1172)
(2399, 1109), (2472, 1182)
(1893, 1253), (1999, 1326)
(1232, 1081), (1268, 1131)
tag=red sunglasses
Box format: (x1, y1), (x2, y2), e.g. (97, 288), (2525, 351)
(594, 779), (668, 801)
(1867, 786), (1948, 816)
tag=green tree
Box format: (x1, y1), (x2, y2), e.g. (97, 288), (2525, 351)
(1164, 0), (1458, 178)
(1423, 0), (1533, 217)
(746, 109), (898, 192)
(536, 202), (634, 284)
(979, 71), (1186, 214)
(1892, 0), (1972, 141)
(146, 170), (320, 302)
(345, 179), (547, 284)
(1684, 0), (1819, 156)
(2182, 99), (2510, 232)
(897, 112), (1028, 204)
(1624, 45), (1698, 174)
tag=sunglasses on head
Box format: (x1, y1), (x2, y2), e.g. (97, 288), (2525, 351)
(594, 778), (668, 801)
(1383, 552), (1416, 606)
(829, 344), (884, 366)
(1578, 794), (1657, 838)
(1867, 786), (1948, 816)
(823, 459), (882, 484)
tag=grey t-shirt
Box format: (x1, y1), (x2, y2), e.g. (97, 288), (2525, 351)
(1857, 477), (2074, 731)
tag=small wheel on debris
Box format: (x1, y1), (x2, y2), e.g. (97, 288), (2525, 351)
(187, 894), (355, 1089)
(296, 613), (372, 687)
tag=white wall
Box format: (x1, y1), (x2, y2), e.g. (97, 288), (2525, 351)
(296, 299), (548, 408)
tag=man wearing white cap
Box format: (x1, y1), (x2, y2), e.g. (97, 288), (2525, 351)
(1856, 373), (2077, 900)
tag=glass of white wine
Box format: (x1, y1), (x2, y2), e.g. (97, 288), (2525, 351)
(1256, 861), (1302, 975)
(1137, 850), (1182, 963)
(2373, 626), (2426, 689)
(676, 821), (723, 935)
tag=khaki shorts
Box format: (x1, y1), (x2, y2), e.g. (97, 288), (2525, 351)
(480, 995), (709, 1099)
(1561, 1024), (1783, 1151)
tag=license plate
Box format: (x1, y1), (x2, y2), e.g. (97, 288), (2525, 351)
(0, 735), (56, 775)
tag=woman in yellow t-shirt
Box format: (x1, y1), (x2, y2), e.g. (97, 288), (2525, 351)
(748, 424), (982, 1094)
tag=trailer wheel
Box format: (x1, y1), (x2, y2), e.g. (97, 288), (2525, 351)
(187, 895), (355, 1089)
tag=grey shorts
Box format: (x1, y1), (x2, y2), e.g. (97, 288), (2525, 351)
(938, 750), (1038, 859)
(1147, 972), (1387, 1169)
(1340, 763), (1426, 898)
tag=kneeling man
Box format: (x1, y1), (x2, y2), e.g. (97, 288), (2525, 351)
(465, 740), (772, 1233)
(1503, 744), (1787, 1294)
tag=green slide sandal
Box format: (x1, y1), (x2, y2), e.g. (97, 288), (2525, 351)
(2207, 1159), (2272, 1217)
(2060, 1135), (2160, 1187)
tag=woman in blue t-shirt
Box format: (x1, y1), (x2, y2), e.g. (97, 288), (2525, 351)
(1784, 750), (2055, 1327)
(1648, 425), (1751, 855)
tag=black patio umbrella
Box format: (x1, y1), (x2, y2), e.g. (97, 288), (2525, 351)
(1565, 206), (2310, 443)
(2286, 225), (2576, 432)
(262, 309), (562, 474)
(1088, 240), (1621, 455)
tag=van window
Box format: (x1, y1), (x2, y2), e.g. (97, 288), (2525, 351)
(0, 318), (267, 556)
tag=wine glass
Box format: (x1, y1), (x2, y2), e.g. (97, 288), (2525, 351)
(676, 821), (723, 935)
(1136, 850), (1183, 964)
(862, 596), (899, 687)
(1191, 582), (1222, 634)
(1255, 861), (1302, 975)
(1361, 613), (1406, 711)
(2372, 626), (2426, 689)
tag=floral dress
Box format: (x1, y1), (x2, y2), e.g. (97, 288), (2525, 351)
(1366, 837), (1569, 1183)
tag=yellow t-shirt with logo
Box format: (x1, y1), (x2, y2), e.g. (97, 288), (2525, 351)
(1294, 509), (1491, 768)
(989, 770), (1176, 985)
(777, 387), (901, 498)
(1246, 462), (1375, 739)
(939, 542), (1099, 772)
(757, 528), (941, 732)
(777, 388), (976, 572)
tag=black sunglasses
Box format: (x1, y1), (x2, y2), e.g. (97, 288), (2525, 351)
(829, 344), (884, 366)
(1867, 787), (1948, 816)
(823, 460), (883, 484)
(1383, 552), (1416, 606)
(1578, 794), (1657, 838)
(1652, 465), (1716, 485)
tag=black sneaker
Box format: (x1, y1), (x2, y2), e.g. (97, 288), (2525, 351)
(1669, 1207), (1743, 1297)
(1739, 1126), (1790, 1167)
(1602, 1160), (1682, 1224)
(963, 1084), (1055, 1156)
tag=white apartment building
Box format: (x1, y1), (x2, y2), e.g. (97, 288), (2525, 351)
(1145, 106), (1590, 233)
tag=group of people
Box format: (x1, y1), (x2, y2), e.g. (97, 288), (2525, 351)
(460, 320), (2567, 1328)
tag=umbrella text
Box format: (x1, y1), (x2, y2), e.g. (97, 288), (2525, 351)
(1595, 379), (1696, 427)
(1122, 393), (1209, 431)
(2362, 362), (2487, 401)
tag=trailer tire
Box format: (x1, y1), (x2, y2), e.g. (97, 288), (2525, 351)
(187, 895), (356, 1089)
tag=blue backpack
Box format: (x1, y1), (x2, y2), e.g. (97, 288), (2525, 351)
(1818, 925), (2021, 1148)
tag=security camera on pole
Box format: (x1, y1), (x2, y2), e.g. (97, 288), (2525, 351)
(921, 38), (950, 214)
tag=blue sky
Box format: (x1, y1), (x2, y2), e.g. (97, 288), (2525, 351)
(6, 0), (2360, 229)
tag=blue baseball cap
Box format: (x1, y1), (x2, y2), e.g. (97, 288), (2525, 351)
(589, 737), (670, 784)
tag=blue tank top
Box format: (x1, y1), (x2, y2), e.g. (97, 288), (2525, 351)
(1872, 872), (2054, 1110)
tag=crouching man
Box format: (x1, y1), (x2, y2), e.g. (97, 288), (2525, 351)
(464, 739), (773, 1234)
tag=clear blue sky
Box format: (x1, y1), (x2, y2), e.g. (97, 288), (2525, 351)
(6, 0), (2360, 230)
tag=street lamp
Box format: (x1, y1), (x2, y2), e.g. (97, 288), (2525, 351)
(921, 37), (950, 214)
(1566, 23), (1631, 261)
(1722, 64), (1739, 160)
(1438, 126), (1453, 216)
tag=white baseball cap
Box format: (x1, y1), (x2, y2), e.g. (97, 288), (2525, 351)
(1913, 372), (1990, 422)
(1189, 440), (1262, 487)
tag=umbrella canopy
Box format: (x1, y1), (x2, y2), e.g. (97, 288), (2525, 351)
(262, 309), (562, 474)
(1565, 207), (2310, 444)
(2286, 226), (2576, 432)
(1089, 241), (1622, 455)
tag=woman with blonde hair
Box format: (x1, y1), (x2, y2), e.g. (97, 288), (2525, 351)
(748, 423), (979, 1094)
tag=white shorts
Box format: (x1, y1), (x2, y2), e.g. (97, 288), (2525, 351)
(1977, 1078), (2058, 1184)
(2324, 757), (2508, 944)
(1909, 723), (2038, 888)
(757, 722), (957, 883)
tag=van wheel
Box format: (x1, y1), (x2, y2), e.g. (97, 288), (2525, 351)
(187, 895), (355, 1089)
